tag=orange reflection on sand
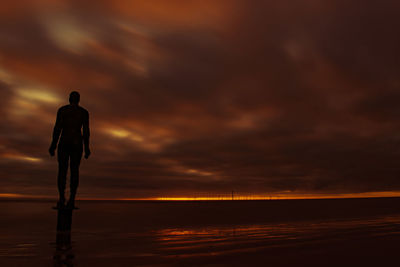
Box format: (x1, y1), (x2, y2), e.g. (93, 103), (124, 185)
(155, 215), (400, 258)
(158, 225), (279, 241)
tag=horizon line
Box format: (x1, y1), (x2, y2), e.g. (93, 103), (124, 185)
(2, 191), (400, 201)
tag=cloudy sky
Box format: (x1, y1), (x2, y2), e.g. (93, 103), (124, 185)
(1, 0), (400, 199)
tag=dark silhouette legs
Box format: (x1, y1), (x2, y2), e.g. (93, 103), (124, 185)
(57, 143), (82, 208)
(57, 154), (68, 205)
(69, 153), (81, 205)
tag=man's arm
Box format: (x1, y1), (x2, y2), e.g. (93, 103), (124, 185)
(49, 109), (62, 156)
(83, 110), (91, 159)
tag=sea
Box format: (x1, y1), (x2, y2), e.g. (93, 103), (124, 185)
(1, 197), (400, 266)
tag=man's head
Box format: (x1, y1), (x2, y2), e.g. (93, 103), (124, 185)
(69, 91), (80, 104)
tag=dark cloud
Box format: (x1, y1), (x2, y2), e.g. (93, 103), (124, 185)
(1, 1), (400, 198)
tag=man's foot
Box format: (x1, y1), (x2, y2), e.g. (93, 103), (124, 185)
(66, 200), (79, 210)
(54, 200), (65, 209)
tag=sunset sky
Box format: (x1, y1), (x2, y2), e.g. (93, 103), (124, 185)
(1, 1), (400, 199)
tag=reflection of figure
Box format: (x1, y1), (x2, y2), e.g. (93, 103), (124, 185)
(49, 91), (91, 209)
(53, 208), (74, 266)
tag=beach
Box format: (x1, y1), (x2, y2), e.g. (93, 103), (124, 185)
(1, 198), (400, 266)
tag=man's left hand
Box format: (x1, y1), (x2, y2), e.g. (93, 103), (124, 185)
(49, 147), (55, 157)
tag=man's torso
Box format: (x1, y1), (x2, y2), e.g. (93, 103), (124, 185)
(59, 104), (87, 145)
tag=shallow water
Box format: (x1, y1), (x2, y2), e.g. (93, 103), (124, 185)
(1, 199), (400, 266)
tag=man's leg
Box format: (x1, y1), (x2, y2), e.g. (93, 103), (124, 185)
(57, 145), (69, 206)
(68, 145), (82, 207)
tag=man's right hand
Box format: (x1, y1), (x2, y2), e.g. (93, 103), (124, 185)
(84, 148), (91, 159)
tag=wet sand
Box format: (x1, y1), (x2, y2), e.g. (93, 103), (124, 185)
(1, 198), (400, 266)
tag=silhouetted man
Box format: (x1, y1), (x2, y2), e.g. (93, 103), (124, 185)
(49, 91), (90, 209)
